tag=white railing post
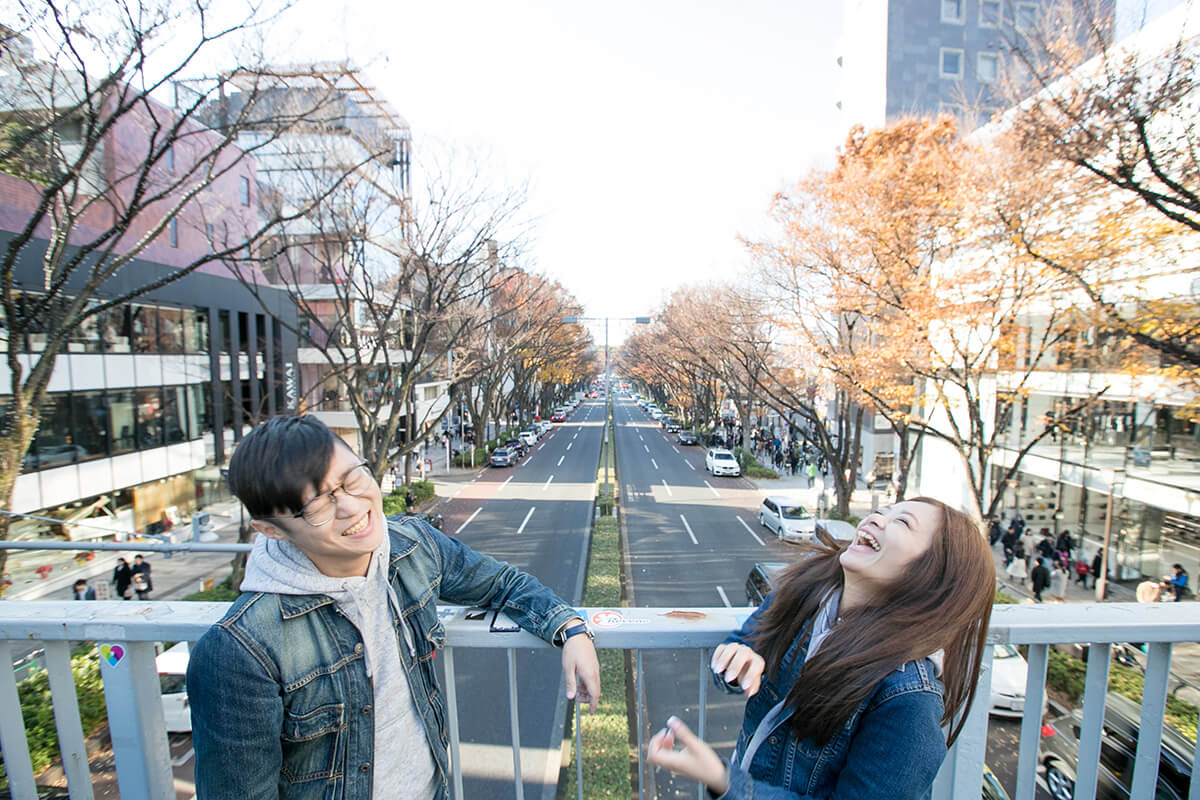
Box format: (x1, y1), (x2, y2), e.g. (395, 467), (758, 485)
(0, 640), (38, 800)
(98, 640), (174, 800)
(43, 641), (95, 800)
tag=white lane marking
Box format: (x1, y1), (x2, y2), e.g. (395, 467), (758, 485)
(671, 445), (679, 454)
(557, 455), (565, 466)
(643, 444), (650, 453)
(679, 514), (698, 545)
(639, 434), (644, 441)
(455, 507), (482, 535)
(543, 475), (555, 490)
(736, 515), (765, 546)
(499, 475), (514, 491)
(517, 506), (536, 534)
(716, 586), (732, 608)
(567, 442), (573, 451)
(525, 455), (535, 466)
(651, 458), (659, 470)
(685, 460), (695, 471)
(704, 480), (720, 498)
(572, 432), (578, 440)
(662, 480), (673, 497)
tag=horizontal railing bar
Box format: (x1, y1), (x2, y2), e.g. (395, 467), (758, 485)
(0, 541), (252, 554)
(3, 603), (1199, 649)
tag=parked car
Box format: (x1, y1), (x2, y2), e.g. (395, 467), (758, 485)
(650, 408), (663, 420)
(677, 429), (699, 446)
(664, 417), (681, 433)
(706, 447), (741, 476)
(988, 644), (1028, 718)
(157, 642), (192, 733)
(1040, 691), (1193, 800)
(518, 430), (537, 448)
(814, 519), (857, 543)
(489, 447), (516, 467)
(551, 410), (566, 422)
(505, 438), (527, 457)
(538, 419), (553, 434)
(757, 496), (816, 542)
(745, 561), (790, 605)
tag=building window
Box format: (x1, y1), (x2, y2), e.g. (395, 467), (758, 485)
(107, 391), (136, 455)
(130, 305), (158, 353)
(136, 387), (164, 449)
(169, 217), (178, 248)
(239, 176), (251, 206)
(980, 0), (1001, 26)
(978, 52), (1000, 82)
(392, 137), (411, 193)
(940, 48), (965, 79)
(1015, 2), (1037, 33)
(941, 0), (964, 23)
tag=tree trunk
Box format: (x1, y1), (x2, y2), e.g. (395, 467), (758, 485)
(0, 402), (39, 581)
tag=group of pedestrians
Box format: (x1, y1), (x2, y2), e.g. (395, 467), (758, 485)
(993, 515), (1102, 603)
(69, 554), (153, 600)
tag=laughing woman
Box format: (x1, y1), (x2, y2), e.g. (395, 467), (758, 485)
(647, 498), (994, 799)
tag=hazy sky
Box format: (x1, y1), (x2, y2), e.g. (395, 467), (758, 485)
(279, 1), (845, 342)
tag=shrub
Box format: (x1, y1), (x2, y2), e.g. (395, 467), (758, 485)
(408, 480), (436, 506)
(733, 447), (778, 479)
(182, 574), (240, 602)
(0, 647), (108, 790)
(381, 491), (407, 516)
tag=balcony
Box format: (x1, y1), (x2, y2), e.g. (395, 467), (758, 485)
(0, 601), (1196, 800)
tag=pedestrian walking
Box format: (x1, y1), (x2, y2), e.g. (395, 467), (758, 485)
(1074, 557), (1090, 586)
(1055, 530), (1074, 563)
(1161, 564), (1190, 602)
(1031, 558), (1051, 603)
(1000, 528), (1018, 567)
(1036, 529), (1056, 562)
(112, 557), (133, 600)
(1020, 529), (1036, 568)
(806, 462), (817, 488)
(71, 579), (96, 600)
(131, 554), (153, 600)
(1005, 548), (1028, 585)
(1050, 561), (1069, 602)
(988, 517), (1002, 546)
(1090, 550), (1104, 588)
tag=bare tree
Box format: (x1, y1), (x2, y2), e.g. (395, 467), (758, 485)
(0, 0), (370, 573)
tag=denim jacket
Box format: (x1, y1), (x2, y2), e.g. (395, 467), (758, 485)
(188, 516), (581, 800)
(712, 595), (947, 800)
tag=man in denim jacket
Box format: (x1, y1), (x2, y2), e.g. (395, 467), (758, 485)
(188, 415), (600, 800)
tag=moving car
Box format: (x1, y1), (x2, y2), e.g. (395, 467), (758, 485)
(706, 447), (741, 477)
(677, 430), (699, 446)
(1040, 692), (1193, 799)
(489, 447), (516, 467)
(157, 642), (192, 733)
(757, 496), (816, 541)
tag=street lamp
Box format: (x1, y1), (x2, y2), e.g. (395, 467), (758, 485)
(562, 315), (651, 379)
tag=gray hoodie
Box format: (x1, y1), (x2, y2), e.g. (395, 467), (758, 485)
(241, 533), (438, 800)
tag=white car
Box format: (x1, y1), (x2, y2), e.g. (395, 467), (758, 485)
(814, 519), (857, 543)
(518, 430), (537, 447)
(988, 643), (1028, 717)
(538, 420), (552, 433)
(758, 496), (816, 541)
(705, 447), (741, 477)
(649, 408), (663, 420)
(157, 641), (192, 733)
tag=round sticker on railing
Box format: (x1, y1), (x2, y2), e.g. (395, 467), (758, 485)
(591, 610), (625, 628)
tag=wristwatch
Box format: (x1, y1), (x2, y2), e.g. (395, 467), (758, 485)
(553, 619), (593, 647)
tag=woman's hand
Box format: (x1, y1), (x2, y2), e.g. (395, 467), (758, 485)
(711, 642), (766, 696)
(647, 716), (729, 795)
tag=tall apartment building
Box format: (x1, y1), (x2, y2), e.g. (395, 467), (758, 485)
(837, 0), (1186, 130)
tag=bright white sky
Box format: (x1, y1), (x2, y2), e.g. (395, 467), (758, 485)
(276, 1), (845, 342)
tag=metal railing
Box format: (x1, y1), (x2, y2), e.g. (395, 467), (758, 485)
(1, 602), (1198, 800)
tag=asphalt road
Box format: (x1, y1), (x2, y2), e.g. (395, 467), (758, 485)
(613, 394), (1050, 800)
(431, 399), (605, 800)
(613, 395), (799, 799)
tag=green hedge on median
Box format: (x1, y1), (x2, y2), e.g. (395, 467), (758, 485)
(733, 447), (778, 479)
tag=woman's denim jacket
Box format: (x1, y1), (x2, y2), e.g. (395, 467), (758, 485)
(712, 594), (948, 800)
(187, 516), (581, 800)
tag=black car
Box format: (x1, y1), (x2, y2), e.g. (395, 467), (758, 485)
(745, 561), (789, 606)
(665, 419), (682, 433)
(677, 430), (699, 446)
(505, 438), (527, 457)
(1040, 692), (1193, 800)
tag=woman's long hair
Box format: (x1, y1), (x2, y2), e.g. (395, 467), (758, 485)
(748, 497), (994, 747)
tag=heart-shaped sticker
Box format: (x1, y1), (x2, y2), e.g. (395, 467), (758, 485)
(99, 644), (125, 667)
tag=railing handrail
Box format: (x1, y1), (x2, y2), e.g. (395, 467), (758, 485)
(1, 601), (1197, 647)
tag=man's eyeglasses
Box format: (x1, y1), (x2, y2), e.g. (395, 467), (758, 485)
(264, 463), (375, 527)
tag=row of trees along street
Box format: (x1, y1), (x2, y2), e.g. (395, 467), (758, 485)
(620, 4), (1200, 521)
(0, 0), (595, 577)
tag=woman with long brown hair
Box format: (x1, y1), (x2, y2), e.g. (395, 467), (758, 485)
(647, 498), (995, 798)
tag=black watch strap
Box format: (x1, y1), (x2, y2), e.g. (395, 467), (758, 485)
(555, 621), (592, 646)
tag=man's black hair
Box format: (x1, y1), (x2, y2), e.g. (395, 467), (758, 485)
(73, 579), (87, 588)
(227, 415), (340, 518)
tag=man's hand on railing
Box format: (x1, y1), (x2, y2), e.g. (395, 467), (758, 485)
(648, 716), (730, 796)
(563, 634), (602, 712)
(712, 642), (765, 697)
